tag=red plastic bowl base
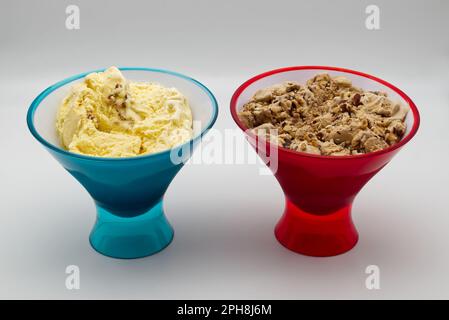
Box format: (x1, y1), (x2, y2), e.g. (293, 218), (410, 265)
(275, 199), (359, 257)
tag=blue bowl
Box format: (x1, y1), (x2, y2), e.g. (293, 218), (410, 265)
(27, 67), (218, 259)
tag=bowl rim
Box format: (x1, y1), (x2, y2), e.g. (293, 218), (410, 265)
(230, 65), (420, 160)
(27, 67), (219, 162)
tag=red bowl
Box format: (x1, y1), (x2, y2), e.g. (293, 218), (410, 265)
(230, 66), (420, 257)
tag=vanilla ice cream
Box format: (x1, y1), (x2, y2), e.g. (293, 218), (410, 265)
(56, 67), (193, 157)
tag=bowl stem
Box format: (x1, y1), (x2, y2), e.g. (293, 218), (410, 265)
(275, 198), (358, 257)
(89, 200), (174, 259)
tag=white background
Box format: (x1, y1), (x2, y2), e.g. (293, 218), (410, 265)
(0, 0), (448, 299)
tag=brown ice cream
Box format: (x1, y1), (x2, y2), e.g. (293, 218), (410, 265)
(238, 74), (408, 156)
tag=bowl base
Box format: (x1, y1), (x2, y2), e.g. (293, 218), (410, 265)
(275, 199), (358, 257)
(89, 200), (174, 259)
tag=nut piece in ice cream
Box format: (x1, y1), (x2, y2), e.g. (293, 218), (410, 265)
(238, 73), (408, 156)
(56, 67), (193, 157)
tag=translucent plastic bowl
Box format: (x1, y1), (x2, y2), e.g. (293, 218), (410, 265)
(231, 66), (420, 257)
(27, 67), (218, 259)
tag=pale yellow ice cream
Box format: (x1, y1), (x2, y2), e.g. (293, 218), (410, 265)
(56, 67), (193, 157)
